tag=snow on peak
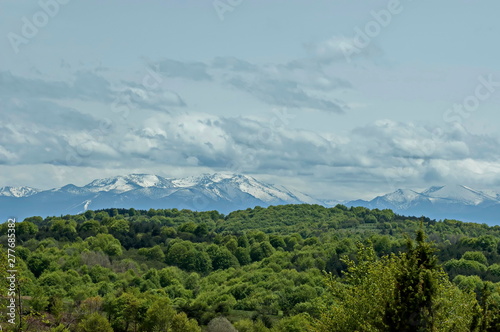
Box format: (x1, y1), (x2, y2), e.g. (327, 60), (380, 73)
(126, 174), (172, 188)
(421, 184), (495, 205)
(171, 173), (314, 203)
(234, 176), (298, 202)
(384, 188), (421, 204)
(29, 172), (314, 205)
(422, 186), (445, 195)
(0, 186), (39, 197)
(172, 173), (242, 187)
(85, 174), (173, 193)
(380, 185), (498, 207)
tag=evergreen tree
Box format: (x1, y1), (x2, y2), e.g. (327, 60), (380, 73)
(313, 229), (477, 332)
(384, 229), (439, 331)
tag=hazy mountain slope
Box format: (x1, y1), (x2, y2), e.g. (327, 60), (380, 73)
(345, 185), (500, 225)
(0, 173), (319, 221)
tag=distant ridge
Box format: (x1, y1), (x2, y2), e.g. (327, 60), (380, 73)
(0, 173), (319, 221)
(0, 186), (39, 198)
(2, 176), (500, 225)
(345, 185), (500, 225)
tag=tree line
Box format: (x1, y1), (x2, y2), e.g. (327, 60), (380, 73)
(1, 204), (500, 331)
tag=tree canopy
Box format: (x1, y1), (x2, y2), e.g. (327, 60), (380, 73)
(1, 204), (500, 331)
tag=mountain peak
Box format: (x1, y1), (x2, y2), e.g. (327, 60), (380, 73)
(422, 185), (445, 195)
(3, 175), (500, 225)
(421, 184), (496, 205)
(345, 184), (500, 224)
(0, 186), (39, 198)
(171, 172), (249, 187)
(0, 172), (320, 221)
(377, 188), (423, 209)
(85, 174), (173, 193)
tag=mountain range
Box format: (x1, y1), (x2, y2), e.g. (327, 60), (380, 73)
(345, 185), (500, 225)
(1, 173), (500, 225)
(0, 173), (320, 222)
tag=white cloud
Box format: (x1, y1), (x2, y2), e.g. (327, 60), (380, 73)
(2, 60), (500, 200)
(117, 83), (186, 111)
(2, 106), (500, 199)
(150, 59), (212, 81)
(145, 56), (352, 113)
(305, 36), (383, 64)
(0, 70), (113, 102)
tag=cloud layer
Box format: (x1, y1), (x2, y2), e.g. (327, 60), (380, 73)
(2, 53), (500, 200)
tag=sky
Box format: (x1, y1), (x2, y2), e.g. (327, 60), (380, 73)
(1, 0), (500, 200)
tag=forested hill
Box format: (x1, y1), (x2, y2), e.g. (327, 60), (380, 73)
(2, 204), (500, 331)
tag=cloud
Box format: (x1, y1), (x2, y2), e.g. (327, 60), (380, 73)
(2, 60), (500, 200)
(151, 59), (212, 81)
(218, 60), (350, 113)
(0, 70), (113, 102)
(333, 120), (500, 193)
(0, 70), (116, 167)
(211, 57), (257, 72)
(3, 104), (499, 176)
(305, 36), (384, 64)
(115, 113), (341, 173)
(0, 72), (496, 188)
(228, 77), (346, 113)
(117, 81), (186, 111)
(3, 97), (100, 131)
(0, 99), (106, 166)
(2, 103), (500, 199)
(131, 116), (500, 196)
(351, 120), (499, 163)
(305, 36), (355, 63)
(146, 56), (352, 113)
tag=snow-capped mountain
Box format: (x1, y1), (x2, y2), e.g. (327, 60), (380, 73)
(420, 185), (498, 206)
(171, 173), (319, 205)
(0, 186), (39, 197)
(345, 185), (500, 225)
(373, 185), (499, 208)
(3, 176), (500, 225)
(0, 173), (319, 221)
(84, 174), (175, 193)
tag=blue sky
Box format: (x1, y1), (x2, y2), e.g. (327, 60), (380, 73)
(1, 0), (500, 200)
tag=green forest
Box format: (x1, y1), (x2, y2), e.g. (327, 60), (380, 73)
(2, 204), (500, 331)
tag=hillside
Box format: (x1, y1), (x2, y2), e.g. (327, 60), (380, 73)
(1, 204), (500, 331)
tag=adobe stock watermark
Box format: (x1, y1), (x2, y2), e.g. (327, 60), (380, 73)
(443, 74), (500, 124)
(340, 0), (409, 63)
(7, 0), (71, 54)
(213, 0), (243, 21)
(5, 219), (17, 326)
